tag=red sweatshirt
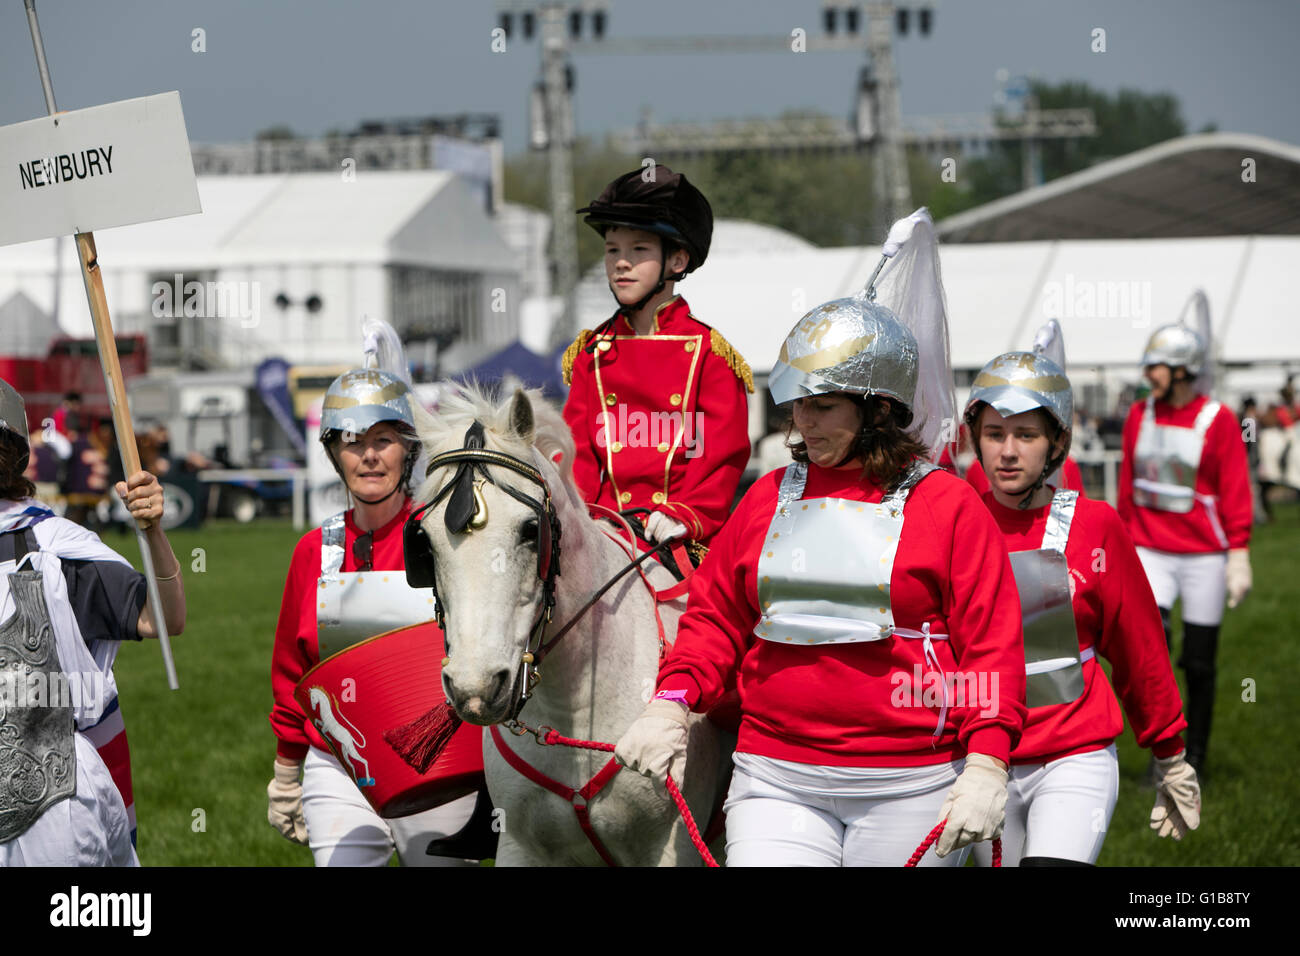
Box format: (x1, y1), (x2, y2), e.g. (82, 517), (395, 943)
(657, 462), (1027, 767)
(269, 501), (413, 762)
(966, 456), (1085, 497)
(979, 490), (1186, 764)
(1118, 396), (1252, 553)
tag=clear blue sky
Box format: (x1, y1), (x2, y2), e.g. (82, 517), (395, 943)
(2, 0), (1297, 155)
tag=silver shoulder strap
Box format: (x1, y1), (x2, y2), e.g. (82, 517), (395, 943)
(1040, 489), (1079, 554)
(776, 462), (808, 507)
(1193, 400), (1221, 442)
(769, 463), (808, 537)
(320, 512), (346, 577)
(881, 460), (939, 514)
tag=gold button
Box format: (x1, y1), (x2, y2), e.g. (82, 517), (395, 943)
(604, 393), (617, 407)
(651, 491), (666, 504)
(597, 340), (612, 352)
(762, 576), (770, 583)
(657, 442), (670, 453)
(766, 551), (774, 558)
(619, 492), (632, 503)
(684, 341), (696, 352)
(319, 602), (326, 609)
(772, 532), (780, 539)
(611, 442), (623, 453)
(669, 393), (682, 407)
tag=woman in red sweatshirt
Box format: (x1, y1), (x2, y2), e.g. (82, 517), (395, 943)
(1119, 320), (1252, 774)
(964, 347), (1200, 865)
(615, 212), (1026, 866)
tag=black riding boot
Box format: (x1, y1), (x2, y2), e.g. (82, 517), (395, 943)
(1179, 622), (1220, 776)
(1144, 607), (1177, 788)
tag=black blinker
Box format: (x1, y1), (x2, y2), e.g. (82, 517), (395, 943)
(445, 422), (486, 534)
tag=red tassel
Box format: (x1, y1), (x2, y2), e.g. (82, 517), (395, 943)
(384, 702), (462, 773)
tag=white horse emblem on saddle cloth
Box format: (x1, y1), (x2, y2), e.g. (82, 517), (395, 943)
(308, 686), (376, 787)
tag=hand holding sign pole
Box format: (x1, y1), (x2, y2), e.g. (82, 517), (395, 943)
(14, 1), (204, 690)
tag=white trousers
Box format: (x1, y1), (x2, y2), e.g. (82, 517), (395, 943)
(0, 734), (137, 867)
(302, 747), (478, 867)
(1136, 548), (1227, 626)
(723, 756), (967, 867)
(971, 745), (1118, 867)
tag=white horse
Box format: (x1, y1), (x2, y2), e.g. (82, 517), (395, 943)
(308, 685), (375, 786)
(407, 386), (730, 866)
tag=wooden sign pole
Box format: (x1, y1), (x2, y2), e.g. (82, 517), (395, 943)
(25, 0), (179, 689)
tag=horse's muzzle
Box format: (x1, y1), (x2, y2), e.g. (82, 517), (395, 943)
(444, 666), (516, 726)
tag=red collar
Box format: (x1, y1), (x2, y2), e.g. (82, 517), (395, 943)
(344, 497), (412, 540)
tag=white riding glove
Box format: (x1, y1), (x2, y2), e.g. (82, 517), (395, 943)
(267, 759), (309, 845)
(1151, 752), (1201, 840)
(935, 754), (1008, 858)
(614, 698), (689, 794)
(1226, 548), (1252, 609)
(645, 511), (688, 544)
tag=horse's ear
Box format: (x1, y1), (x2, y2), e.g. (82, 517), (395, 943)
(509, 389), (535, 443)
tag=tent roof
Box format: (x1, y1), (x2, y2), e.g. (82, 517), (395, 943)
(937, 133), (1300, 243)
(0, 171), (516, 273)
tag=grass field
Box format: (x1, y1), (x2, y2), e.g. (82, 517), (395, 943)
(109, 503), (1300, 866)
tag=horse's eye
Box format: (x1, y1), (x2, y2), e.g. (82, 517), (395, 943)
(520, 518), (540, 548)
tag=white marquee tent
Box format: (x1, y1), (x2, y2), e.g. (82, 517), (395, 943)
(575, 233), (1300, 417)
(0, 170), (520, 370)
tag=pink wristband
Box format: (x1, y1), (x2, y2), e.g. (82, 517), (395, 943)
(654, 689), (689, 706)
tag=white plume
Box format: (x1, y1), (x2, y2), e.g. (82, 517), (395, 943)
(361, 316), (413, 387)
(872, 208), (956, 463)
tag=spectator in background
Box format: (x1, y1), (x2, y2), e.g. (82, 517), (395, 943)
(25, 428), (64, 508)
(61, 411), (109, 528)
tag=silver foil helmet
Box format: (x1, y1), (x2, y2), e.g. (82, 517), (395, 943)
(1141, 324), (1205, 377)
(319, 368), (415, 441)
(0, 378), (30, 473)
(768, 293), (919, 410)
(0, 379), (28, 444)
(964, 351), (1073, 432)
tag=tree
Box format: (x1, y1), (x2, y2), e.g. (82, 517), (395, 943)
(949, 81), (1189, 210)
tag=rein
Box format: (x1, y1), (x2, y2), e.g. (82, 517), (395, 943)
(534, 539), (671, 664)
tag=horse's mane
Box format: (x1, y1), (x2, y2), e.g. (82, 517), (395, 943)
(413, 381), (578, 507)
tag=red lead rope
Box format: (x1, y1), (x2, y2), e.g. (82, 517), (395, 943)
(905, 820), (1002, 867)
(522, 725), (1001, 869)
(536, 727), (720, 868)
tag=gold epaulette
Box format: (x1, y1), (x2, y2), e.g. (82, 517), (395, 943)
(561, 329), (592, 385)
(709, 328), (755, 393)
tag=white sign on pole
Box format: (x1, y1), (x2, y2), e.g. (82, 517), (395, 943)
(0, 91), (201, 248)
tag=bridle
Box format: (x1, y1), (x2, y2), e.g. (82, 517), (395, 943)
(404, 421), (675, 722)
(404, 422), (562, 720)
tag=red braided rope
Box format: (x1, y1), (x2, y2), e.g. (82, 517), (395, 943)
(905, 819), (1002, 867)
(540, 729), (719, 867)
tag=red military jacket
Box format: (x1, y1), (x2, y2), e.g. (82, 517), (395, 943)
(561, 296), (753, 543)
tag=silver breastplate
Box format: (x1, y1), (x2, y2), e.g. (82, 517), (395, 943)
(0, 568), (76, 840)
(754, 461), (936, 645)
(316, 512), (439, 660)
(1133, 397), (1220, 514)
(1008, 490), (1086, 708)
